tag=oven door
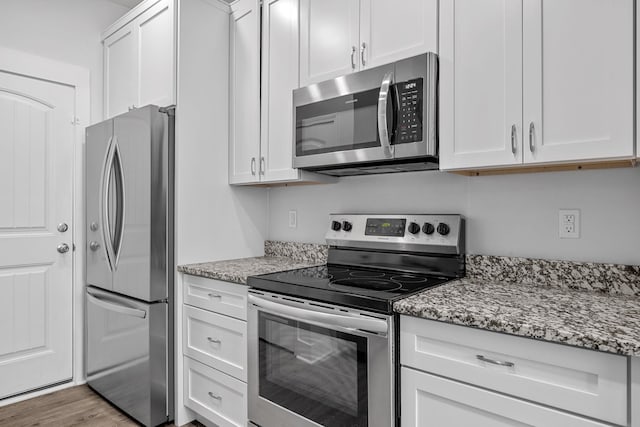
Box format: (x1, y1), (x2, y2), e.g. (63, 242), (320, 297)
(248, 291), (394, 427)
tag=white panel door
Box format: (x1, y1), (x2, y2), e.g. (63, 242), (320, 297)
(359, 0), (438, 69)
(523, 0), (634, 164)
(299, 0), (360, 86)
(104, 24), (137, 119)
(136, 0), (175, 109)
(229, 0), (261, 184)
(401, 367), (610, 427)
(261, 0), (300, 182)
(439, 0), (523, 170)
(0, 71), (74, 399)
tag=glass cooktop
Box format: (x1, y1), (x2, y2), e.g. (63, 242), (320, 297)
(247, 265), (449, 314)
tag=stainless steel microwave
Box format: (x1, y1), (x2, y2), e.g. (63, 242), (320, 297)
(293, 52), (438, 176)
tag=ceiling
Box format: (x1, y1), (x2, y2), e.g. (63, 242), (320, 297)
(107, 0), (143, 9)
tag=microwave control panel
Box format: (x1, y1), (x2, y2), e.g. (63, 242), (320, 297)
(396, 78), (423, 144)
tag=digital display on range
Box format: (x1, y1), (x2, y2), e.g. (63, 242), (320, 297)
(365, 218), (406, 237)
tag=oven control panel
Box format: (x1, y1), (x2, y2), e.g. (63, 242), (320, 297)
(326, 214), (464, 255)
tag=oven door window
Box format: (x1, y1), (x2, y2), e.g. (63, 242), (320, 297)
(259, 311), (368, 427)
(295, 88), (384, 156)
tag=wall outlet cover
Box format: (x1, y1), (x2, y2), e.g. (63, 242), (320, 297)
(288, 210), (297, 228)
(559, 209), (580, 239)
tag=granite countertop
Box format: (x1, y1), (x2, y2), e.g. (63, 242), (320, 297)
(394, 257), (640, 357)
(178, 256), (323, 285)
(177, 241), (328, 285)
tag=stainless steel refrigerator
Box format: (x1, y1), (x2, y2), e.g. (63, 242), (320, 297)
(85, 105), (174, 426)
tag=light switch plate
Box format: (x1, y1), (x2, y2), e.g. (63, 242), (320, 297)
(288, 210), (297, 228)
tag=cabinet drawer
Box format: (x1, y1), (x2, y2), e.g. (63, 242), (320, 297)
(183, 274), (248, 320)
(183, 305), (247, 381)
(184, 356), (247, 427)
(401, 366), (610, 427)
(400, 316), (628, 425)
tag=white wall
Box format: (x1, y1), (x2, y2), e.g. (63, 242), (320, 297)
(0, 0), (130, 123)
(268, 167), (640, 265)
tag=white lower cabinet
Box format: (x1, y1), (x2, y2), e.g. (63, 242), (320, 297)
(183, 275), (248, 426)
(400, 315), (629, 426)
(401, 367), (609, 427)
(184, 357), (247, 427)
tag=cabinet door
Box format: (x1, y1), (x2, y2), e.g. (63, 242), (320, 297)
(523, 0), (633, 164)
(401, 367), (610, 427)
(135, 0), (175, 109)
(104, 24), (137, 119)
(359, 0), (437, 69)
(299, 0), (360, 86)
(260, 0), (300, 182)
(439, 0), (523, 170)
(229, 0), (261, 184)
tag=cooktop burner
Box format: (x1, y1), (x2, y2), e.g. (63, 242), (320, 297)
(252, 264), (449, 313)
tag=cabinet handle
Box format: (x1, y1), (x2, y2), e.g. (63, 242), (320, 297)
(361, 42), (367, 67)
(207, 337), (221, 344)
(260, 156), (265, 175)
(510, 124), (517, 155)
(350, 46), (357, 70)
(529, 122), (535, 153)
(208, 392), (222, 400)
(251, 157), (256, 175)
(207, 293), (222, 299)
(476, 354), (515, 368)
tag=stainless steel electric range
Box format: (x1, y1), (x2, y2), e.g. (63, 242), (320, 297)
(247, 214), (465, 427)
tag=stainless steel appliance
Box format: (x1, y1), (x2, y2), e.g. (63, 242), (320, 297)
(85, 105), (174, 427)
(293, 53), (438, 176)
(248, 214), (465, 427)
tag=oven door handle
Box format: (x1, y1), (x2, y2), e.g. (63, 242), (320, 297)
(377, 71), (395, 159)
(248, 295), (388, 334)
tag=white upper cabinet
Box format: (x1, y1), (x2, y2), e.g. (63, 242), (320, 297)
(440, 0), (634, 171)
(359, 0), (437, 69)
(439, 0), (523, 170)
(299, 0), (359, 87)
(299, 0), (438, 86)
(522, 0), (634, 164)
(103, 0), (175, 119)
(229, 0), (261, 184)
(261, 0), (301, 182)
(104, 25), (136, 119)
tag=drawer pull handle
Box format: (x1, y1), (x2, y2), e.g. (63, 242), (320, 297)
(476, 354), (515, 368)
(208, 392), (222, 400)
(207, 337), (221, 344)
(208, 293), (222, 299)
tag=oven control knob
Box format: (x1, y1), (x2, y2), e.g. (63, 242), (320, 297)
(408, 222), (420, 234)
(331, 221), (342, 231)
(422, 223), (435, 235)
(437, 223), (450, 236)
(342, 221), (353, 232)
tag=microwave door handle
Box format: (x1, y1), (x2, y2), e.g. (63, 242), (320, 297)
(377, 71), (395, 159)
(249, 294), (388, 334)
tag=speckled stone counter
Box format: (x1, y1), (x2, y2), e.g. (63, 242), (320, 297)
(177, 241), (327, 285)
(395, 255), (640, 356)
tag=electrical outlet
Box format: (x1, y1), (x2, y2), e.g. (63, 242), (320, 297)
(288, 210), (297, 228)
(559, 209), (580, 239)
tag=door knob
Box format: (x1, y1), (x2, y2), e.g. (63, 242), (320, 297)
(57, 243), (70, 254)
(57, 222), (69, 232)
(89, 241), (100, 251)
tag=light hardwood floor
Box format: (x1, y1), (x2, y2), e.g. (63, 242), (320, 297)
(0, 385), (199, 426)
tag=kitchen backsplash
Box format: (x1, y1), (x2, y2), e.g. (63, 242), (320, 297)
(264, 240), (328, 264)
(266, 241), (640, 297)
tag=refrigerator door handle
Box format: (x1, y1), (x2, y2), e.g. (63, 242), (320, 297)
(100, 136), (116, 271)
(87, 291), (147, 319)
(111, 137), (125, 269)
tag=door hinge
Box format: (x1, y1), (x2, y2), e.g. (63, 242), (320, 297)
(71, 117), (80, 125)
